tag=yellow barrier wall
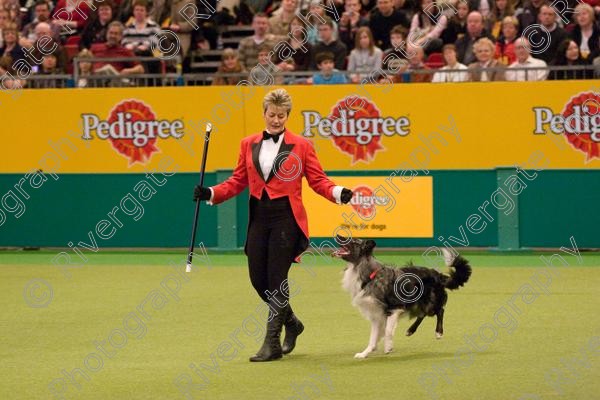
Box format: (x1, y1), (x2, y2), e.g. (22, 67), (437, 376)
(1, 82), (599, 174)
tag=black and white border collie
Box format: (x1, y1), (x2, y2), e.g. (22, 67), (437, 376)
(333, 236), (472, 359)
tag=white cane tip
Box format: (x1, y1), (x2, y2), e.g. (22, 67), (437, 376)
(186, 264), (192, 273)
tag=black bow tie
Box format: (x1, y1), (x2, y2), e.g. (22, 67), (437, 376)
(262, 130), (284, 143)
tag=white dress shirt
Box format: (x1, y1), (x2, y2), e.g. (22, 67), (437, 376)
(209, 130), (344, 203)
(259, 130), (284, 180)
(432, 63), (469, 83)
(506, 56), (548, 81)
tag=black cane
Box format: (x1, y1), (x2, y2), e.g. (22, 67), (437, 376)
(186, 123), (213, 272)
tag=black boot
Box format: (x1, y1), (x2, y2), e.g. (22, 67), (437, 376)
(282, 309), (304, 355)
(250, 298), (286, 362)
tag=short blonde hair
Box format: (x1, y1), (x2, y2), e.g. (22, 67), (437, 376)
(263, 88), (292, 115)
(501, 16), (518, 27)
(575, 3), (595, 22)
(473, 37), (495, 53)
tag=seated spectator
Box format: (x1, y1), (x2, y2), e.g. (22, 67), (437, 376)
(382, 25), (408, 72)
(338, 0), (369, 49)
(505, 37), (548, 81)
(515, 0), (545, 32)
(149, 0), (196, 57)
(4, 0), (21, 26)
(80, 0), (115, 50)
(238, 13), (277, 70)
(441, 0), (469, 44)
(76, 48), (97, 87)
(305, 0), (339, 45)
(368, 0), (409, 50)
(409, 0), (447, 54)
(122, 0), (160, 73)
(248, 44), (283, 85)
(37, 53), (62, 74)
(0, 55), (25, 88)
(269, 0), (298, 37)
(432, 43), (469, 82)
(172, 0), (197, 57)
(455, 11), (494, 65)
(530, 5), (567, 65)
(30, 22), (68, 72)
(549, 39), (593, 80)
(570, 3), (600, 61)
(486, 0), (514, 39)
(52, 0), (93, 34)
(494, 16), (518, 65)
(213, 48), (246, 85)
(273, 16), (313, 72)
(20, 1), (61, 47)
(0, 9), (10, 49)
(93, 21), (144, 75)
(0, 24), (25, 63)
(468, 37), (505, 81)
(347, 26), (382, 82)
(310, 17), (347, 70)
(394, 44), (431, 82)
(310, 51), (348, 84)
(468, 0), (492, 19)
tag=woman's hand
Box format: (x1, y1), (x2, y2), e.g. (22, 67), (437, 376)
(193, 186), (211, 201)
(341, 188), (354, 204)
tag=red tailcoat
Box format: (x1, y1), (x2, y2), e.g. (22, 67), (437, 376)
(211, 129), (338, 259)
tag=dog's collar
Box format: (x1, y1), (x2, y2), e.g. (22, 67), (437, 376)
(369, 268), (381, 280)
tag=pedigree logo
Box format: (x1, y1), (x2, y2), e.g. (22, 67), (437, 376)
(81, 99), (184, 165)
(302, 96), (410, 164)
(350, 185), (391, 219)
(533, 92), (600, 160)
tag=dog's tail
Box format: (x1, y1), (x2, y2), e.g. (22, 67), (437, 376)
(442, 248), (472, 290)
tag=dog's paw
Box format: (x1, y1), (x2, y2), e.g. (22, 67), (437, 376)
(384, 345), (393, 354)
(406, 330), (414, 337)
(436, 332), (443, 339)
(354, 351), (370, 359)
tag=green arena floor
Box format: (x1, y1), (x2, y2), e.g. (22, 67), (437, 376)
(1, 250), (599, 400)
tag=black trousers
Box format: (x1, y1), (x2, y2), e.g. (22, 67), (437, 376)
(247, 192), (301, 303)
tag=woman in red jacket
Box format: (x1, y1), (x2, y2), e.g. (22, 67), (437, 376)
(194, 88), (354, 362)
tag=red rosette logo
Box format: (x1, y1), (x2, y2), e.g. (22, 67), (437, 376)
(81, 99), (185, 166)
(328, 99), (385, 164)
(351, 186), (376, 219)
(301, 97), (410, 164)
(350, 185), (391, 219)
(107, 100), (159, 165)
(561, 92), (600, 160)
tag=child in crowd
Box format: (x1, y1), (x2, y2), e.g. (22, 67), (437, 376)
(347, 26), (382, 83)
(309, 51), (348, 84)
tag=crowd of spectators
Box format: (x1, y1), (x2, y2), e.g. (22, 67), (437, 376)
(212, 0), (600, 84)
(0, 0), (202, 86)
(0, 0), (597, 87)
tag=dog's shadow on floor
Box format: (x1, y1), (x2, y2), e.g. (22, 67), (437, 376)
(292, 350), (500, 365)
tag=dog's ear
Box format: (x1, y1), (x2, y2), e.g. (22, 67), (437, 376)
(335, 234), (349, 245)
(365, 240), (376, 253)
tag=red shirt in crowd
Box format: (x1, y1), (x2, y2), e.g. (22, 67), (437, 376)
(91, 43), (141, 72)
